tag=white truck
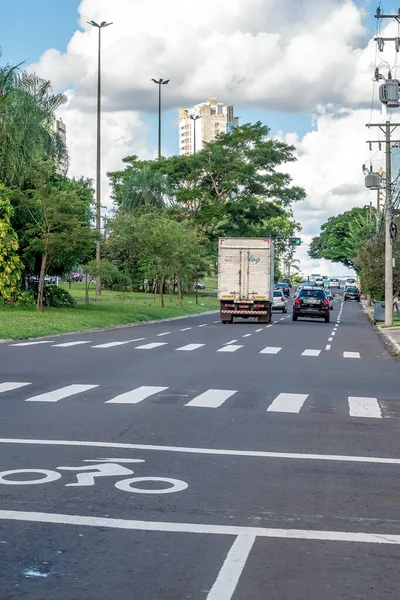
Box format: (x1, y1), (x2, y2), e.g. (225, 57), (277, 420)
(218, 237), (274, 324)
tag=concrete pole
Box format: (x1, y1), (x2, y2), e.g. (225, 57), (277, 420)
(95, 26), (102, 298)
(385, 120), (393, 326)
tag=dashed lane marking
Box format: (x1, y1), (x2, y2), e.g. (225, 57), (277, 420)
(157, 332), (171, 337)
(255, 328), (263, 332)
(10, 341), (54, 347)
(242, 334), (252, 338)
(348, 396), (382, 418)
(106, 386), (168, 405)
(223, 340), (238, 345)
(325, 345), (331, 351)
(185, 389), (236, 408)
(180, 327), (192, 331)
(343, 352), (361, 359)
(92, 339), (145, 348)
(198, 324), (208, 328)
(135, 342), (168, 350)
(52, 341), (92, 348)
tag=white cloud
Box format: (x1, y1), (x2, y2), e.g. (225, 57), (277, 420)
(26, 0), (399, 274)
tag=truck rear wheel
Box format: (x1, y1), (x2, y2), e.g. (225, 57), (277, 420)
(258, 315), (268, 324)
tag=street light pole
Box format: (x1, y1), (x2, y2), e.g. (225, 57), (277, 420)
(151, 79), (170, 159)
(88, 20), (112, 298)
(189, 114), (201, 153)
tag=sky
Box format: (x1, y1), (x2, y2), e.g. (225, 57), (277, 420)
(0, 0), (391, 276)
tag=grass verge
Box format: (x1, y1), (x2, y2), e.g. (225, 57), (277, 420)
(0, 288), (218, 340)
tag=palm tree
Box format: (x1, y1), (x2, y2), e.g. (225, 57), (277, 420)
(120, 165), (165, 213)
(0, 49), (67, 187)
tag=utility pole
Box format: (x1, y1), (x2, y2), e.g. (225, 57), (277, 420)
(189, 114), (202, 153)
(151, 79), (170, 159)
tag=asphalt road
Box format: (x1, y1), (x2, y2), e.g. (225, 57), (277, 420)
(1, 294), (400, 599)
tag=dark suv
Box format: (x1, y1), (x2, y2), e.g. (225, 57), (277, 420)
(344, 287), (361, 302)
(292, 287), (330, 322)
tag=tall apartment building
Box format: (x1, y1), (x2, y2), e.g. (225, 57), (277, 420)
(178, 97), (239, 156)
(51, 117), (68, 176)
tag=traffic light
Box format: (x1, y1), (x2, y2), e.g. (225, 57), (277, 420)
(288, 238), (302, 246)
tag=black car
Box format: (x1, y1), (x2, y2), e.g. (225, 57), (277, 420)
(344, 287), (361, 301)
(274, 283), (290, 297)
(292, 287), (330, 322)
(282, 278), (292, 288)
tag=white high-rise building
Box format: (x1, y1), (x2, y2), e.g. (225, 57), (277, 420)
(178, 97), (239, 156)
(51, 117), (68, 176)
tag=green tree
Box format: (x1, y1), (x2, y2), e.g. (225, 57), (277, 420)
(119, 165), (166, 213)
(309, 206), (376, 270)
(0, 50), (67, 187)
(0, 183), (23, 301)
(20, 158), (95, 311)
(354, 232), (400, 300)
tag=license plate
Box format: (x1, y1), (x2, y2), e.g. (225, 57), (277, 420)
(305, 299), (320, 305)
(239, 305), (249, 309)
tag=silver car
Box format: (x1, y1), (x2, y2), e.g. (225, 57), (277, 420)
(272, 290), (287, 313)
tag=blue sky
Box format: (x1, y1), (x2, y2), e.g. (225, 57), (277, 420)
(0, 0), (375, 157)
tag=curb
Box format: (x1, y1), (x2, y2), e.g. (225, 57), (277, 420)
(361, 302), (400, 356)
(0, 310), (219, 343)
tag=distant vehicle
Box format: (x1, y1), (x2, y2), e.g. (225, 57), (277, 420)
(344, 287), (360, 302)
(325, 288), (334, 310)
(218, 237), (274, 324)
(329, 278), (340, 289)
(293, 287), (330, 323)
(272, 290), (287, 313)
(195, 281), (206, 290)
(345, 278), (356, 290)
(314, 276), (324, 287)
(274, 283), (290, 297)
(70, 272), (83, 282)
(282, 278), (292, 288)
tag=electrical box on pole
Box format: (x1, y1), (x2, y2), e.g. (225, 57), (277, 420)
(379, 80), (400, 107)
(365, 172), (381, 189)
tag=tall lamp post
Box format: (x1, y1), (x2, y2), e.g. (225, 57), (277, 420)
(189, 114), (202, 153)
(88, 20), (113, 298)
(151, 78), (170, 159)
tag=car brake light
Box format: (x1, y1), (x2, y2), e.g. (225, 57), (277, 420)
(281, 298), (285, 302)
(323, 299), (329, 306)
(294, 298), (301, 306)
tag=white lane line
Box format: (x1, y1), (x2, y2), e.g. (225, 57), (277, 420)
(217, 345), (243, 353)
(280, 318), (285, 321)
(255, 328), (263, 332)
(135, 343), (168, 350)
(328, 337), (333, 342)
(198, 324), (208, 328)
(4, 438), (400, 465)
(343, 352), (361, 359)
(267, 393), (309, 413)
(176, 344), (205, 352)
(331, 332), (336, 336)
(106, 386), (168, 404)
(207, 535), (255, 600)
(92, 338), (145, 348)
(301, 349), (321, 357)
(157, 332), (171, 337)
(185, 389), (236, 408)
(52, 341), (92, 348)
(0, 382), (31, 393)
(242, 334), (252, 338)
(213, 320), (220, 324)
(223, 340), (238, 345)
(3, 510), (400, 546)
(25, 384), (98, 403)
(349, 397), (382, 419)
(180, 327), (192, 331)
(325, 345), (331, 351)
(266, 324), (273, 328)
(260, 347), (282, 354)
(10, 341), (53, 347)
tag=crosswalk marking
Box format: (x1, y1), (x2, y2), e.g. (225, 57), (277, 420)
(10, 341), (53, 347)
(25, 384), (98, 403)
(343, 352), (360, 359)
(106, 386), (168, 404)
(92, 338), (145, 349)
(52, 341), (91, 348)
(348, 396), (381, 418)
(302, 349), (321, 357)
(0, 382), (31, 393)
(267, 393), (309, 413)
(260, 347), (282, 354)
(217, 345), (243, 353)
(176, 344), (205, 352)
(135, 342), (168, 350)
(185, 389), (236, 408)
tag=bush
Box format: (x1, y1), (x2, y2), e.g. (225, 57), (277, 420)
(102, 267), (132, 291)
(27, 282), (76, 308)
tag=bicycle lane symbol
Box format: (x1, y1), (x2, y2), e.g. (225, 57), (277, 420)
(0, 458), (188, 494)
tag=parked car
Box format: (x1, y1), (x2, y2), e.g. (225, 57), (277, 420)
(344, 287), (361, 302)
(274, 282), (290, 297)
(272, 290), (287, 313)
(282, 278), (292, 288)
(195, 281), (206, 290)
(70, 272), (83, 282)
(329, 278), (340, 289)
(292, 287), (330, 322)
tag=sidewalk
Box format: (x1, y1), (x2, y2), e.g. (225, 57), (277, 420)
(362, 300), (400, 355)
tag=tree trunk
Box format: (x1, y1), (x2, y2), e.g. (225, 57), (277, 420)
(195, 285), (199, 305)
(160, 275), (165, 308)
(169, 283), (173, 303)
(178, 278), (183, 307)
(85, 274), (90, 305)
(153, 282), (157, 304)
(36, 254), (47, 312)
